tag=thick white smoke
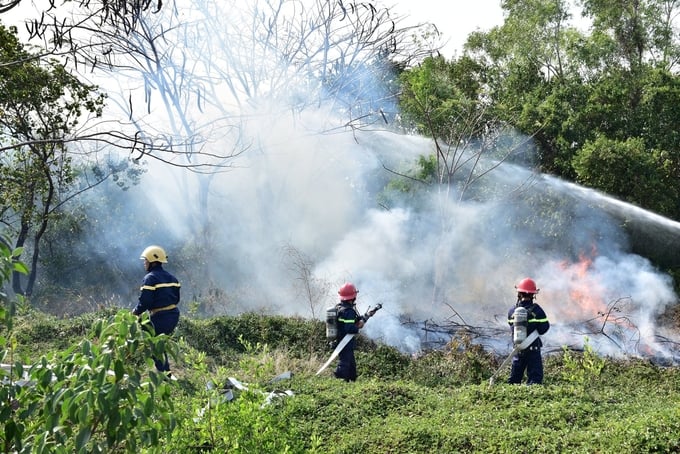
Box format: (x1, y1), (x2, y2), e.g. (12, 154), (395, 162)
(16, 0), (675, 361)
(126, 104), (680, 360)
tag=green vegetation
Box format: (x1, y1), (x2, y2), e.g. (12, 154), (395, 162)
(395, 0), (680, 286)
(1, 2), (680, 451)
(1, 239), (679, 453)
(0, 22), (140, 298)
(2, 305), (679, 453)
(399, 0), (680, 222)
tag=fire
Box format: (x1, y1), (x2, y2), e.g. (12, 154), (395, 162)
(556, 248), (607, 320)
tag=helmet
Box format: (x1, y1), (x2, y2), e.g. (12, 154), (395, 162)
(515, 278), (538, 294)
(338, 282), (358, 301)
(140, 245), (168, 263)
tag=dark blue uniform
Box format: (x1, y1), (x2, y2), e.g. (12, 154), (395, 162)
(334, 302), (361, 382)
(133, 264), (180, 372)
(507, 300), (549, 384)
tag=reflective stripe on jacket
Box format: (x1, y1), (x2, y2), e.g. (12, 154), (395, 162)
(336, 302), (360, 338)
(133, 265), (180, 315)
(507, 302), (549, 348)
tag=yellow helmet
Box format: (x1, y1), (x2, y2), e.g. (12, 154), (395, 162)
(140, 245), (168, 263)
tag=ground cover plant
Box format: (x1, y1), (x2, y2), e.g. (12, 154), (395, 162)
(1, 304), (679, 453)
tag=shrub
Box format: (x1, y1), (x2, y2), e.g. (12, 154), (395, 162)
(1, 310), (178, 453)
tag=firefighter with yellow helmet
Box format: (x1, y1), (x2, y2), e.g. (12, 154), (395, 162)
(132, 245), (181, 374)
(507, 278), (550, 384)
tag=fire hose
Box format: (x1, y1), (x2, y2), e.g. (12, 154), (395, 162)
(316, 304), (382, 376)
(488, 330), (539, 386)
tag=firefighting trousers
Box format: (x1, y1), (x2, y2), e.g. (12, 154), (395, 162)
(335, 344), (357, 382)
(508, 348), (544, 384)
(149, 309), (180, 372)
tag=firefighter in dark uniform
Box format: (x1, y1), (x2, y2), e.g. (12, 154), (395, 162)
(132, 245), (181, 373)
(334, 282), (365, 382)
(507, 277), (550, 384)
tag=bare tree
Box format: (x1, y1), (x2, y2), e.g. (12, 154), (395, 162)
(1, 0), (223, 168)
(4, 0), (440, 302)
(25, 0), (437, 283)
(281, 243), (332, 318)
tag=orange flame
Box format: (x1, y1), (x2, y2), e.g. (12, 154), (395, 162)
(557, 247), (607, 320)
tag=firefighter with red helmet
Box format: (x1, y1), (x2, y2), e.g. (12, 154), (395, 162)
(334, 282), (365, 382)
(507, 278), (550, 384)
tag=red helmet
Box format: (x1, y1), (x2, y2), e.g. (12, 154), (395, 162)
(515, 278), (538, 294)
(338, 282), (358, 301)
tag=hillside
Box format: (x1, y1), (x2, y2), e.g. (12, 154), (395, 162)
(1, 307), (679, 453)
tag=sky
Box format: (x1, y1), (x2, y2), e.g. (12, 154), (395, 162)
(389, 0), (505, 57)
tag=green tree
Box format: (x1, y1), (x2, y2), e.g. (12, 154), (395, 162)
(454, 0), (680, 219)
(462, 0), (588, 174)
(0, 23), (106, 296)
(573, 136), (677, 215)
(581, 0), (680, 71)
(398, 55), (531, 200)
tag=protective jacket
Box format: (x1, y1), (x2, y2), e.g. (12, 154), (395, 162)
(132, 264), (181, 316)
(132, 264), (181, 373)
(507, 300), (549, 384)
(507, 301), (550, 348)
(335, 301), (361, 381)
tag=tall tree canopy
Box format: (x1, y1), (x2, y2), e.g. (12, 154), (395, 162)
(400, 0), (680, 221)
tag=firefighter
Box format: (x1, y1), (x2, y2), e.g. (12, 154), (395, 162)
(132, 245), (181, 374)
(507, 277), (550, 384)
(334, 282), (365, 382)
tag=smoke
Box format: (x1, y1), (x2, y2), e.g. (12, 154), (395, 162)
(116, 107), (680, 360)
(20, 0), (677, 361)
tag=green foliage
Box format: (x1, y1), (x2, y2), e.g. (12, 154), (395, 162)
(176, 313), (326, 363)
(271, 372), (680, 453)
(428, 0), (680, 221)
(559, 338), (606, 392)
(0, 235), (28, 370)
(1, 310), (178, 453)
(399, 55), (488, 143)
(0, 22), (108, 296)
(356, 344), (411, 380)
(573, 136), (677, 216)
(0, 240), (28, 330)
(3, 307), (680, 453)
(169, 385), (302, 453)
(235, 335), (279, 383)
(403, 335), (496, 387)
(164, 329), (306, 453)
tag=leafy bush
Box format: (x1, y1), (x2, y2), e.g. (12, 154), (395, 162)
(177, 313), (326, 362)
(1, 310), (178, 453)
(559, 338), (606, 392)
(404, 335), (496, 387)
(356, 343), (411, 380)
(165, 335), (308, 453)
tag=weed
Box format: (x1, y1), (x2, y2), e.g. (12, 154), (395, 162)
(560, 337), (606, 392)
